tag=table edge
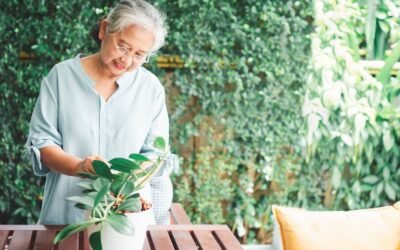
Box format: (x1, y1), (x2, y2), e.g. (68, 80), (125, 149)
(0, 224), (231, 231)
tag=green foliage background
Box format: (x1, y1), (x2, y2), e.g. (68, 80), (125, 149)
(301, 0), (400, 216)
(2, 0), (398, 244)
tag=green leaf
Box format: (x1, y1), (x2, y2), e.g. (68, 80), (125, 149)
(129, 154), (151, 162)
(383, 129), (394, 151)
(366, 0), (377, 60)
(77, 172), (96, 179)
(93, 160), (113, 181)
(383, 167), (390, 180)
(374, 28), (386, 60)
(376, 182), (384, 195)
(126, 193), (140, 199)
(154, 137), (166, 151)
(110, 158), (140, 173)
(375, 10), (387, 19)
(66, 196), (94, 208)
(89, 230), (102, 250)
(332, 166), (341, 189)
(352, 181), (361, 195)
(77, 181), (93, 190)
(347, 32), (359, 61)
(54, 221), (94, 244)
(362, 175), (380, 185)
(110, 176), (125, 195)
(93, 178), (110, 192)
(117, 196), (141, 212)
(121, 181), (134, 197)
(384, 182), (396, 200)
(94, 183), (111, 207)
(106, 214), (135, 235)
(377, 42), (400, 85)
(82, 189), (96, 194)
(378, 20), (389, 33)
(75, 203), (92, 210)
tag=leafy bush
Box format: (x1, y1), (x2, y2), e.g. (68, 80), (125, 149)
(302, 0), (400, 211)
(152, 0), (313, 243)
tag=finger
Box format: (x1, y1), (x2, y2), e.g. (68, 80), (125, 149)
(81, 161), (94, 175)
(94, 156), (109, 165)
(87, 155), (96, 161)
(143, 198), (151, 204)
(93, 155), (105, 161)
(87, 162), (96, 174)
(87, 167), (96, 175)
(140, 196), (152, 210)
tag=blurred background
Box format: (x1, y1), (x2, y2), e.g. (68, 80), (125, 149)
(0, 0), (399, 244)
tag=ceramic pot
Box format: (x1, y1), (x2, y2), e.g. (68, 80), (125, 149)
(87, 208), (155, 250)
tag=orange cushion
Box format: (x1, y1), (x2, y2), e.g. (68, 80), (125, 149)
(272, 202), (400, 250)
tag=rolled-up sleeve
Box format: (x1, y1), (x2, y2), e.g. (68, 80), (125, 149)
(24, 72), (62, 176)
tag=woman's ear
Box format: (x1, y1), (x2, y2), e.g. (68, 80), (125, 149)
(98, 19), (107, 41)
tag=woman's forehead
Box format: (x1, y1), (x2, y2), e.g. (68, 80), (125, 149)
(117, 25), (154, 52)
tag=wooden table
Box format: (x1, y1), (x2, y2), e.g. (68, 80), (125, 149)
(0, 224), (243, 250)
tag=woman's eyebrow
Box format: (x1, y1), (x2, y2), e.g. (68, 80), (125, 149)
(118, 39), (133, 48)
(119, 39), (149, 53)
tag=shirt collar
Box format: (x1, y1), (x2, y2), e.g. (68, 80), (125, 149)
(116, 69), (138, 90)
(75, 53), (139, 90)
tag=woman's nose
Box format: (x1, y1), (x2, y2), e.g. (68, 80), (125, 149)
(120, 54), (133, 66)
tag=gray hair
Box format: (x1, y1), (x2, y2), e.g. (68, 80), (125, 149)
(106, 0), (167, 52)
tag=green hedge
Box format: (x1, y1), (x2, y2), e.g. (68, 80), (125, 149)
(0, 0), (313, 243)
(159, 1), (313, 243)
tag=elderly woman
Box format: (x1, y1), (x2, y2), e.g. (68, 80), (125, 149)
(25, 0), (176, 225)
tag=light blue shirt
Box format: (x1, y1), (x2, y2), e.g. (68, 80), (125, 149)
(25, 54), (176, 224)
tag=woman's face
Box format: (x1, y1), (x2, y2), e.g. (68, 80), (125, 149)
(98, 21), (154, 77)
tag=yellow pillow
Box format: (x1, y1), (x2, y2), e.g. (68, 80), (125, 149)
(272, 202), (400, 250)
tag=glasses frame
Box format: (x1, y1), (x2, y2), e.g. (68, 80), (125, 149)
(111, 33), (151, 63)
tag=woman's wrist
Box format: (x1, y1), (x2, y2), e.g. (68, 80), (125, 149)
(73, 160), (85, 176)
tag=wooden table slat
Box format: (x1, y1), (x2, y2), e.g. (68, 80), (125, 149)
(0, 225), (64, 230)
(170, 203), (192, 225)
(142, 234), (151, 250)
(192, 230), (222, 250)
(171, 230), (198, 250)
(147, 225), (229, 231)
(58, 232), (79, 250)
(0, 224), (242, 250)
(214, 229), (243, 250)
(8, 230), (33, 250)
(33, 230), (56, 250)
(0, 231), (9, 249)
(149, 230), (175, 250)
(82, 230), (90, 250)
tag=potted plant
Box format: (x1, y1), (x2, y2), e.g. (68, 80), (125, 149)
(53, 137), (168, 250)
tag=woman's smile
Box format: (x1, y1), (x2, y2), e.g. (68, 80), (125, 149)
(113, 60), (127, 70)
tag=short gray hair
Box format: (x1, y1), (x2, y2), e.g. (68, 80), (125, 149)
(106, 0), (167, 52)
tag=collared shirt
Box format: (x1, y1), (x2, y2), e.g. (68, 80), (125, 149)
(25, 54), (175, 224)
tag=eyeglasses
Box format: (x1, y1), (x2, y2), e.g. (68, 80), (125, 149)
(111, 33), (151, 63)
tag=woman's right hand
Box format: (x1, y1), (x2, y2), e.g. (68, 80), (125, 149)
(77, 154), (107, 175)
(39, 146), (109, 176)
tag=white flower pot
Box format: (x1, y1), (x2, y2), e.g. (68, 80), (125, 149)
(87, 208), (155, 250)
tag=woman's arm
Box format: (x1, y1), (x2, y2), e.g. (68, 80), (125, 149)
(26, 69), (103, 177)
(40, 146), (99, 176)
